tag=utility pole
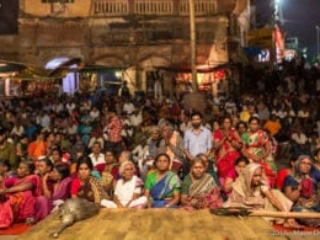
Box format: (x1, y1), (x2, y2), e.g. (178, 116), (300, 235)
(189, 0), (198, 92)
(316, 26), (320, 60)
(273, 0), (279, 65)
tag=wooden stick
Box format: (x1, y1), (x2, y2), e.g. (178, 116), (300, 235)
(249, 210), (320, 219)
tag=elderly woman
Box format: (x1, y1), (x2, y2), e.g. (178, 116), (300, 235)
(158, 122), (184, 174)
(283, 155), (320, 227)
(0, 161), (42, 228)
(227, 163), (302, 229)
(71, 157), (107, 203)
(181, 158), (222, 209)
(144, 153), (180, 208)
(101, 161), (147, 209)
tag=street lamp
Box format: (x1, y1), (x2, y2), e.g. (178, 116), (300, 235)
(316, 26), (320, 60)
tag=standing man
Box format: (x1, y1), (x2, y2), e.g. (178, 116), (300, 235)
(119, 81), (130, 100)
(183, 112), (213, 173)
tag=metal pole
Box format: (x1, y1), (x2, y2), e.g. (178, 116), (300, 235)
(273, 0), (278, 65)
(189, 0), (198, 92)
(316, 26), (320, 60)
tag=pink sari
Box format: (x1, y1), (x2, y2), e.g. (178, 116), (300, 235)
(36, 177), (73, 221)
(0, 175), (42, 228)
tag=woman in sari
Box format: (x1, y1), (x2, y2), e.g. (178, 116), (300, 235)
(101, 150), (120, 196)
(0, 161), (42, 228)
(101, 161), (147, 209)
(45, 165), (72, 213)
(213, 117), (242, 185)
(275, 154), (298, 190)
(144, 153), (180, 208)
(38, 157), (54, 200)
(71, 156), (107, 203)
(223, 155), (249, 195)
(228, 163), (302, 229)
(241, 117), (275, 187)
(27, 129), (47, 166)
(181, 158), (222, 209)
(283, 155), (320, 227)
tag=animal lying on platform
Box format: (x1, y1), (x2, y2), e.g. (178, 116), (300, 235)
(49, 197), (100, 238)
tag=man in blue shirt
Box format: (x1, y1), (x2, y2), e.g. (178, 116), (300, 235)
(183, 112), (213, 174)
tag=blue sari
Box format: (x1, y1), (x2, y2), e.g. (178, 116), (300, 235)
(147, 171), (180, 208)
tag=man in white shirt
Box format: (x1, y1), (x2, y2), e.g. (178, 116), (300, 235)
(37, 111), (51, 128)
(130, 107), (143, 128)
(66, 99), (76, 113)
(123, 99), (135, 115)
(88, 141), (106, 173)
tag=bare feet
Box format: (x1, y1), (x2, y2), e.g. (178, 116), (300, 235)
(283, 218), (304, 230)
(25, 217), (35, 225)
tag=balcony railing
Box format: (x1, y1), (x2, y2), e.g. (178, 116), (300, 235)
(178, 0), (216, 16)
(93, 0), (129, 16)
(92, 0), (217, 16)
(134, 0), (173, 15)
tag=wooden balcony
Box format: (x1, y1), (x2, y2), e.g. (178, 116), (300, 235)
(134, 0), (174, 15)
(92, 0), (221, 16)
(178, 0), (216, 16)
(93, 0), (129, 16)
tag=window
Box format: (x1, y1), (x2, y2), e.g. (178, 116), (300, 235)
(0, 0), (19, 35)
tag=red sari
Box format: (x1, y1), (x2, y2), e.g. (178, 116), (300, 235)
(0, 175), (42, 228)
(213, 128), (241, 181)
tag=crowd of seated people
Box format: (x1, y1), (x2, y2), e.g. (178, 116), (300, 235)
(0, 92), (319, 230)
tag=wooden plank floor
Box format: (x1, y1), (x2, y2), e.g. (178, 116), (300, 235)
(17, 209), (289, 240)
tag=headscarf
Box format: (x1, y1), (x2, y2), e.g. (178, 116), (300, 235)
(232, 163), (268, 198)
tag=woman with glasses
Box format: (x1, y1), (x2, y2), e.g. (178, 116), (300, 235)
(283, 155), (320, 227)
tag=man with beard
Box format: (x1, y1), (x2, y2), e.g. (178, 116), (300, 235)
(0, 127), (17, 170)
(183, 112), (213, 175)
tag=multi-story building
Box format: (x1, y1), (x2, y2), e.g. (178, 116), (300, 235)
(0, 0), (249, 97)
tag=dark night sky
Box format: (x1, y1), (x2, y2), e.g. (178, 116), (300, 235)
(254, 0), (320, 54)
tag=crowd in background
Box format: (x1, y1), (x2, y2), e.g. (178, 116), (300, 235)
(0, 60), (320, 229)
